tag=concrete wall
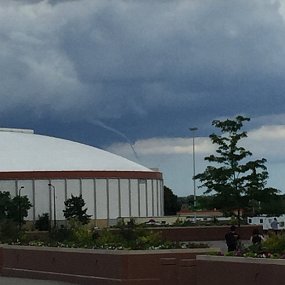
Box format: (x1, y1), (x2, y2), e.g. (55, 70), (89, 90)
(0, 246), (216, 285)
(196, 255), (285, 285)
(1, 245), (284, 285)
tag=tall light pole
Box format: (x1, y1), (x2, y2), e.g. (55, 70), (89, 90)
(18, 186), (24, 230)
(48, 183), (56, 228)
(189, 127), (198, 223)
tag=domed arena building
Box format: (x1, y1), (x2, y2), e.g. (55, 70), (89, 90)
(0, 128), (164, 227)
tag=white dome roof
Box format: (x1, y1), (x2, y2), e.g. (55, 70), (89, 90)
(0, 128), (151, 172)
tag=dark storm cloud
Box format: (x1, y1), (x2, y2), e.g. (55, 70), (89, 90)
(1, 0), (285, 145)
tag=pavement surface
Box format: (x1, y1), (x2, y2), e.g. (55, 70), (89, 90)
(207, 240), (251, 252)
(0, 277), (73, 285)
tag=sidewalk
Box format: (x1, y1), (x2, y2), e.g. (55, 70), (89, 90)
(207, 240), (251, 253)
(0, 276), (72, 285)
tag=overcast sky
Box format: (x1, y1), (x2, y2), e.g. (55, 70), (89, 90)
(1, 0), (285, 196)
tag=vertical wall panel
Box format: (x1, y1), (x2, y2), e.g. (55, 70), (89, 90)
(81, 179), (95, 219)
(0, 180), (16, 196)
(153, 180), (158, 216)
(96, 179), (107, 219)
(34, 180), (50, 219)
(120, 179), (130, 217)
(157, 180), (161, 216)
(49, 180), (66, 221)
(108, 179), (119, 219)
(17, 180), (34, 220)
(159, 180), (164, 216)
(147, 180), (153, 217)
(139, 180), (147, 217)
(130, 179), (139, 217)
(66, 179), (80, 198)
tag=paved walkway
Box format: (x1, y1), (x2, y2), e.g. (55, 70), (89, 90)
(0, 276), (73, 285)
(207, 240), (251, 253)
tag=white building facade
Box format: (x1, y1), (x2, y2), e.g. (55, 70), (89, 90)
(0, 129), (164, 226)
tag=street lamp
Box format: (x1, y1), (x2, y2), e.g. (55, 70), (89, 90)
(18, 186), (24, 230)
(48, 183), (56, 228)
(189, 127), (198, 223)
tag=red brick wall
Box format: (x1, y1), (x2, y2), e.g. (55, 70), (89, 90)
(1, 245), (284, 285)
(0, 246), (212, 284)
(196, 255), (285, 285)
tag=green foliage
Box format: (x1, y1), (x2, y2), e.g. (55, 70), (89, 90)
(63, 194), (91, 224)
(262, 234), (285, 255)
(0, 219), (19, 243)
(0, 191), (32, 226)
(66, 219), (93, 247)
(0, 192), (12, 220)
(195, 115), (279, 218)
(164, 186), (181, 215)
(8, 195), (32, 225)
(95, 229), (125, 248)
(35, 213), (50, 231)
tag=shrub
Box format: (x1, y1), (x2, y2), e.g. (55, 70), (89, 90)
(262, 233), (285, 255)
(35, 213), (50, 231)
(0, 219), (19, 243)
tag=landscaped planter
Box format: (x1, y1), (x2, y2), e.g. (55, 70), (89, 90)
(0, 245), (218, 285)
(196, 255), (285, 285)
(145, 225), (262, 241)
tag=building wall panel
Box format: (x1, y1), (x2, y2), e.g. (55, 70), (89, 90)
(108, 179), (119, 219)
(96, 179), (107, 219)
(34, 180), (50, 219)
(81, 179), (95, 219)
(49, 180), (66, 221)
(120, 179), (130, 217)
(66, 179), (80, 198)
(0, 180), (16, 196)
(147, 180), (153, 217)
(17, 180), (34, 220)
(130, 179), (139, 217)
(139, 180), (147, 217)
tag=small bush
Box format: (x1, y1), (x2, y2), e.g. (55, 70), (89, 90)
(35, 213), (50, 231)
(0, 219), (19, 243)
(262, 233), (285, 255)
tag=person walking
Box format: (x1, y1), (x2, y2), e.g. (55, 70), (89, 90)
(271, 218), (279, 234)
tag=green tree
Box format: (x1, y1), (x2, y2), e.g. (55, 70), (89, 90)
(164, 186), (181, 215)
(8, 195), (32, 226)
(195, 115), (279, 222)
(0, 191), (32, 225)
(63, 194), (91, 224)
(0, 191), (12, 220)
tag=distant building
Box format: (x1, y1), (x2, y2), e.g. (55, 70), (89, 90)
(0, 128), (164, 227)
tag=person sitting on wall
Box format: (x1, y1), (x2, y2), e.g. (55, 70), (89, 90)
(225, 225), (240, 252)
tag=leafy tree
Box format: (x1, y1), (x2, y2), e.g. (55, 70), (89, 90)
(8, 195), (32, 226)
(196, 195), (217, 210)
(0, 191), (32, 226)
(0, 191), (12, 220)
(195, 115), (279, 221)
(63, 194), (91, 224)
(164, 186), (181, 215)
